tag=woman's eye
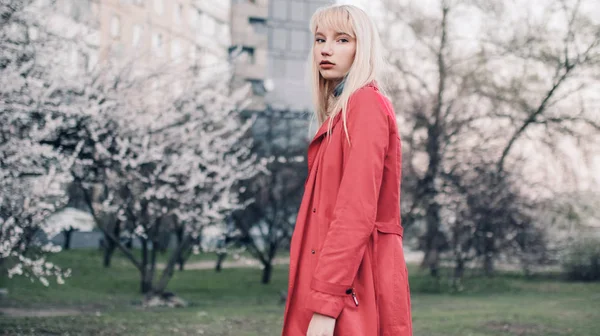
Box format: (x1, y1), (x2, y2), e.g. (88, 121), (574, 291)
(339, 38), (349, 43)
(316, 38), (325, 43)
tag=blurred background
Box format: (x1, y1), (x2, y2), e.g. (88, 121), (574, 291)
(1, 0), (599, 335)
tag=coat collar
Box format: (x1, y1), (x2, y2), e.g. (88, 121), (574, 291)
(309, 112), (342, 146)
(308, 81), (378, 145)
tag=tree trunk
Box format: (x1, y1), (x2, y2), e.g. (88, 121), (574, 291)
(176, 227), (185, 270)
(125, 237), (133, 249)
(63, 228), (73, 250)
(154, 235), (192, 294)
(215, 252), (227, 272)
(452, 257), (465, 291)
(420, 201), (442, 277)
(103, 244), (115, 268)
(103, 220), (120, 268)
(140, 238), (152, 294)
(484, 253), (495, 277)
(261, 261), (273, 284)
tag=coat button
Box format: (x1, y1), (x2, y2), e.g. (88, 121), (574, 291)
(311, 250), (315, 254)
(312, 208), (316, 213)
(345, 288), (353, 295)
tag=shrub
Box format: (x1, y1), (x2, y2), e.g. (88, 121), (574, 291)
(561, 236), (600, 281)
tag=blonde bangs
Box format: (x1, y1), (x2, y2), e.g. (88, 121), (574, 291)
(310, 6), (355, 38)
(307, 5), (389, 144)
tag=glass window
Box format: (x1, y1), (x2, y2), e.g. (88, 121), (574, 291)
(272, 0), (287, 20)
(171, 39), (182, 62)
(290, 1), (306, 22)
(152, 32), (163, 56)
(286, 59), (304, 80)
(110, 15), (120, 38)
(174, 3), (183, 23)
(154, 0), (163, 15)
(291, 30), (308, 52)
(272, 57), (286, 77)
(132, 24), (142, 46)
(189, 9), (198, 27)
(271, 28), (288, 50)
(249, 17), (268, 35)
(241, 46), (255, 64)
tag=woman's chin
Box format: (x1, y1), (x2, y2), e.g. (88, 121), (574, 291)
(320, 71), (343, 81)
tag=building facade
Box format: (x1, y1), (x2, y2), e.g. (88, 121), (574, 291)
(266, 0), (333, 111)
(231, 0), (333, 112)
(55, 0), (231, 72)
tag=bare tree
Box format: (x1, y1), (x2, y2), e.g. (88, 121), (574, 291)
(230, 108), (308, 284)
(381, 0), (600, 276)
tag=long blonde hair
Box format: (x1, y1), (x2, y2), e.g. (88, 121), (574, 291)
(308, 4), (389, 143)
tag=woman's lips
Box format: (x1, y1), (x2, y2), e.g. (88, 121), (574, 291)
(320, 63), (334, 69)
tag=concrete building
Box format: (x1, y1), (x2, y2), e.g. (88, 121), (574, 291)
(56, 0), (231, 71)
(230, 0), (333, 112)
(266, 0), (333, 111)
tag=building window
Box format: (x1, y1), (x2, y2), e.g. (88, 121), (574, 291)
(230, 45), (255, 64)
(189, 9), (198, 27)
(152, 32), (163, 56)
(272, 57), (286, 77)
(132, 24), (142, 46)
(110, 15), (120, 38)
(247, 79), (266, 96)
(272, 0), (287, 20)
(242, 46), (255, 64)
(174, 3), (183, 23)
(171, 39), (182, 62)
(270, 27), (288, 50)
(291, 30), (308, 52)
(154, 0), (163, 15)
(290, 1), (306, 22)
(249, 17), (268, 35)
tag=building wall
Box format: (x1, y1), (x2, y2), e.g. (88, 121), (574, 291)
(230, 0), (333, 112)
(230, 0), (270, 110)
(266, 0), (333, 111)
(57, 0), (231, 69)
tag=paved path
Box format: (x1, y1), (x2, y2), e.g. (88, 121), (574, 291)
(161, 250), (425, 271)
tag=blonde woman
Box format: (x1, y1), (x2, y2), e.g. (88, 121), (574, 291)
(281, 4), (413, 336)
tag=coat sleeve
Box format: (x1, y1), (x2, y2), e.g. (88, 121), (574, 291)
(304, 87), (390, 318)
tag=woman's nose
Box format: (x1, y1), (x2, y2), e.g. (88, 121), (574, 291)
(321, 47), (332, 56)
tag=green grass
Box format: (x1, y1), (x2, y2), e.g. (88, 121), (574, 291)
(1, 250), (599, 335)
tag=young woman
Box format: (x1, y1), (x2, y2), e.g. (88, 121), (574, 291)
(281, 4), (413, 336)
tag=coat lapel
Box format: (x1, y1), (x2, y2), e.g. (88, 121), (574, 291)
(306, 112), (342, 172)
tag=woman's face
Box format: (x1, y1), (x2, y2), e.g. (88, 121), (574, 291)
(313, 26), (356, 82)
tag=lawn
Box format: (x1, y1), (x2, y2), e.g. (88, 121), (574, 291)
(0, 250), (599, 335)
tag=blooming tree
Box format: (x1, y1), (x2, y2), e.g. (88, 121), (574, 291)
(47, 49), (266, 297)
(0, 0), (94, 284)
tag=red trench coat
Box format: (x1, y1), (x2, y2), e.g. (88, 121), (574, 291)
(282, 82), (413, 336)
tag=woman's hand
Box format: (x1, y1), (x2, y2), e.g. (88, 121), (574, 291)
(306, 313), (336, 336)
